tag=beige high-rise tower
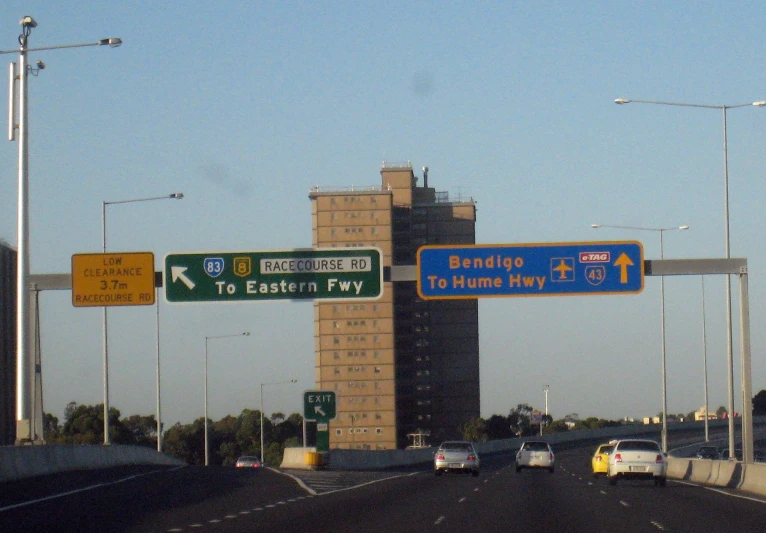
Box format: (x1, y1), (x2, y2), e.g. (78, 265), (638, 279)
(309, 162), (478, 450)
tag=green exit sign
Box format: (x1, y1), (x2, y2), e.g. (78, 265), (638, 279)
(164, 247), (382, 304)
(304, 390), (336, 421)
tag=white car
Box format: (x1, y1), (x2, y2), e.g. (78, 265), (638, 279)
(515, 440), (554, 473)
(607, 439), (667, 486)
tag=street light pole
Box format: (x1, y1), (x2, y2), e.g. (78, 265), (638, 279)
(101, 193), (183, 446)
(204, 332), (249, 466)
(615, 97), (765, 458)
(2, 16), (121, 443)
(260, 379), (298, 465)
(544, 385), (549, 416)
(592, 223), (689, 452)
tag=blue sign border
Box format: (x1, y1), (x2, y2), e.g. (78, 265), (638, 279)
(417, 241), (644, 299)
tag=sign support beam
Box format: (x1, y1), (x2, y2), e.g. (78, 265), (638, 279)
(21, 257), (754, 462)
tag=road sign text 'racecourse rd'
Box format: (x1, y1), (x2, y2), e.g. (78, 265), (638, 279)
(164, 247), (383, 303)
(417, 242), (644, 299)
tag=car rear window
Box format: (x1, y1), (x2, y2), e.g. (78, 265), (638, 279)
(523, 442), (549, 451)
(599, 445), (614, 454)
(618, 441), (660, 452)
(442, 442), (472, 452)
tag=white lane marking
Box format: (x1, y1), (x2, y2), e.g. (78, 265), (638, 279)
(225, 514), (237, 519)
(434, 516), (445, 525)
(168, 529), (184, 532)
(473, 488), (480, 492)
(0, 465), (186, 513)
(620, 501), (630, 507)
(651, 521), (667, 530)
(189, 524), (203, 528)
(458, 497), (466, 503)
(253, 507), (264, 511)
(672, 479), (766, 504)
(239, 511), (250, 515)
(600, 490), (608, 495)
(209, 519), (221, 523)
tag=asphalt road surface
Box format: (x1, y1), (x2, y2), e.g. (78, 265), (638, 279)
(2, 439), (766, 532)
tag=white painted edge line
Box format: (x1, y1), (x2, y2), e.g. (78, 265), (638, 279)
(0, 465), (186, 513)
(672, 479), (766, 504)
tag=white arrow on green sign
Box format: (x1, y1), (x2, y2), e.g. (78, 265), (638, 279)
(164, 247), (383, 303)
(304, 390), (336, 421)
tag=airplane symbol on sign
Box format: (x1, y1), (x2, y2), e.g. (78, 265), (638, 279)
(551, 258), (574, 281)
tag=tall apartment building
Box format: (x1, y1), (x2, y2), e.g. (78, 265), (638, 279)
(309, 162), (479, 450)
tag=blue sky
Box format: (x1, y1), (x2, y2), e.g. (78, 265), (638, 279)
(2, 2), (766, 427)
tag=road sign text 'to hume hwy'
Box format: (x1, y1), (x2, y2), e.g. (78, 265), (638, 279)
(417, 241), (644, 300)
(164, 247), (383, 304)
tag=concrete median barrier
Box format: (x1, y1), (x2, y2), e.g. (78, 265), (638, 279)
(0, 444), (185, 482)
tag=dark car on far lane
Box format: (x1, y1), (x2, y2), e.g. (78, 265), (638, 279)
(695, 446), (719, 459)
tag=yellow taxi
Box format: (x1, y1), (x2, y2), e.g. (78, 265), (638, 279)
(591, 442), (615, 476)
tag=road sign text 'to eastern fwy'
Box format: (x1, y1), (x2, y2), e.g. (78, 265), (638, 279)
(164, 247), (383, 303)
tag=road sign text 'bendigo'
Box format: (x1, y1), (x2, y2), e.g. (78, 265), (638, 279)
(417, 242), (644, 299)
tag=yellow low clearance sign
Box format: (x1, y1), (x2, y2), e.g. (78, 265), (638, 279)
(71, 252), (156, 307)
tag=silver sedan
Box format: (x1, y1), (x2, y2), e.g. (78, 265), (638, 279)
(434, 441), (480, 477)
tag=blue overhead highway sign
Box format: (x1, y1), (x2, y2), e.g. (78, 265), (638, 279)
(417, 241), (644, 299)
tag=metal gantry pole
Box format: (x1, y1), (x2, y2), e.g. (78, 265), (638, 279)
(260, 384), (265, 465)
(14, 26), (31, 441)
(204, 338), (209, 466)
(614, 97), (766, 458)
(101, 201), (110, 444)
(722, 106), (736, 458)
(156, 287), (162, 452)
(659, 230), (668, 453)
(702, 276), (710, 442)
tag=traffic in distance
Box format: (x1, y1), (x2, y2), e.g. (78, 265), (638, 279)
(3, 435), (765, 533)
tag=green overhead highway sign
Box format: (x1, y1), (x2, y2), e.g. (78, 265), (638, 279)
(164, 247), (383, 304)
(304, 390), (336, 421)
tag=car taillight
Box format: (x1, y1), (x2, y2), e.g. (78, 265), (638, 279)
(436, 454), (445, 460)
(614, 453), (622, 463)
(596, 456), (602, 462)
(656, 454), (664, 463)
(467, 454), (476, 461)
(550, 453), (554, 461)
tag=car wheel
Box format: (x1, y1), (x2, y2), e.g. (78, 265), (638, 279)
(548, 466), (554, 473)
(434, 469), (442, 476)
(658, 476), (667, 487)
